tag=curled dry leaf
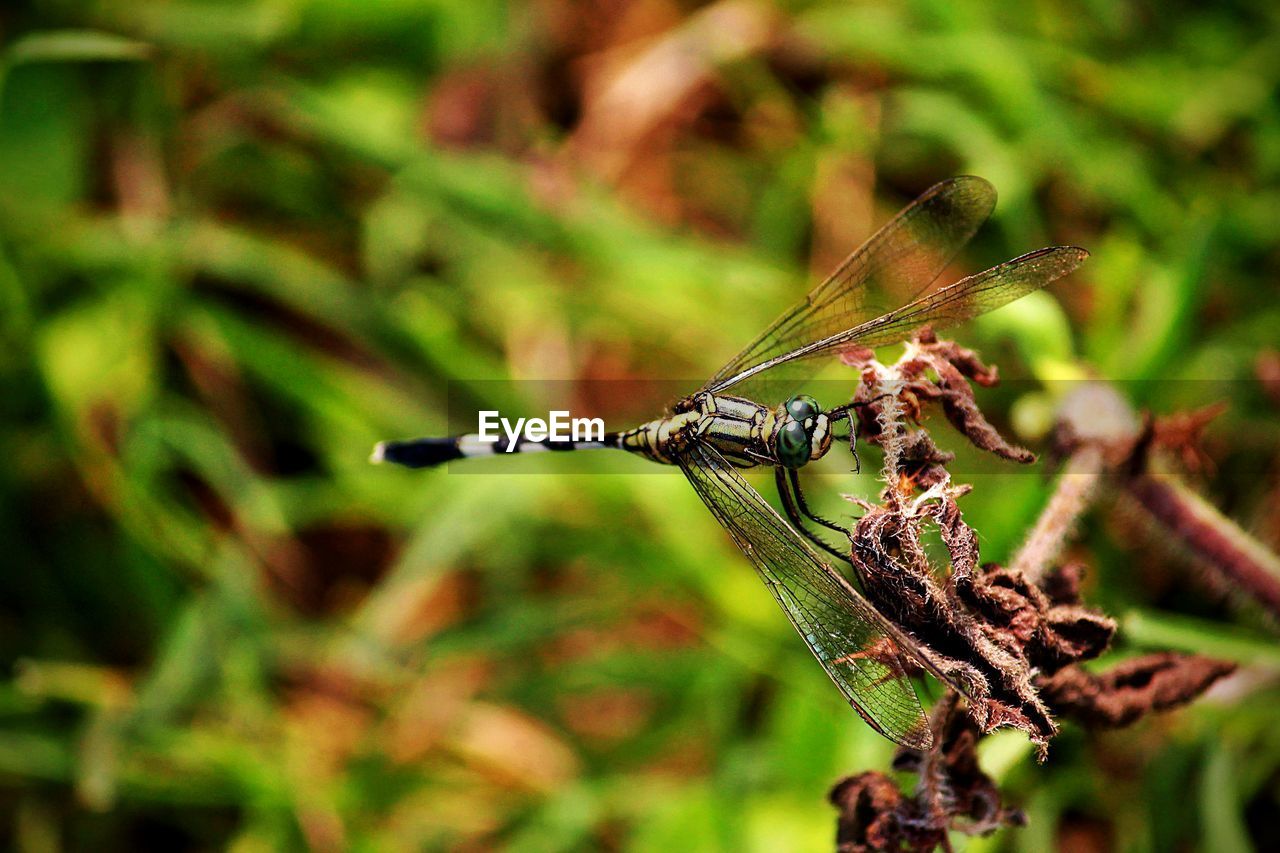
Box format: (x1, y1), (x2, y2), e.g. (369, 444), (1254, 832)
(849, 495), (1059, 752)
(1037, 653), (1236, 728)
(843, 328), (1035, 470)
(831, 700), (1025, 853)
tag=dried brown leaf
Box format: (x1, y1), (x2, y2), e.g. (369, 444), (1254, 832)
(1036, 653), (1235, 728)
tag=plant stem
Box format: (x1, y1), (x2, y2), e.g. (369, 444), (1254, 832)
(1010, 445), (1105, 583)
(1127, 473), (1280, 619)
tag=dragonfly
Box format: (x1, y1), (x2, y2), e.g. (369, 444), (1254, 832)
(372, 176), (1087, 749)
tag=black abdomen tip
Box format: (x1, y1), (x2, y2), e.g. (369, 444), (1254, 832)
(371, 437), (464, 468)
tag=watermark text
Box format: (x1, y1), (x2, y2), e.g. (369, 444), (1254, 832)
(478, 410), (605, 450)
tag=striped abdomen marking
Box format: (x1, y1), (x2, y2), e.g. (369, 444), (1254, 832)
(617, 410), (703, 465)
(372, 433), (615, 468)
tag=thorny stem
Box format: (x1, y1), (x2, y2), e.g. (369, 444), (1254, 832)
(874, 391), (908, 507)
(1128, 472), (1280, 619)
(1010, 445), (1105, 584)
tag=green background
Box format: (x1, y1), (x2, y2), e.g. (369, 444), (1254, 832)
(1, 1), (1279, 850)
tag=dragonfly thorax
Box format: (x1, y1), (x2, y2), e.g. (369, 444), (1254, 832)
(620, 391), (832, 469)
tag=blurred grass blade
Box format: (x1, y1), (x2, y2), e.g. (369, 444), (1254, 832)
(3, 30), (153, 66)
(1123, 609), (1280, 669)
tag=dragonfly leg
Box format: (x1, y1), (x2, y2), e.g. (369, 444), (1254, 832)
(845, 407), (862, 474)
(775, 466), (851, 564)
(787, 467), (847, 536)
(833, 393), (898, 475)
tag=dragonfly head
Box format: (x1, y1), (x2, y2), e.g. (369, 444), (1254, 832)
(774, 394), (832, 468)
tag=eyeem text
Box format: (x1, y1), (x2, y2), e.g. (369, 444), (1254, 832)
(478, 411), (606, 450)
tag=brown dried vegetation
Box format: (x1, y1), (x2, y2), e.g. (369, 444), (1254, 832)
(826, 332), (1239, 851)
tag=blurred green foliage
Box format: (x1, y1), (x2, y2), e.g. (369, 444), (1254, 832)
(1, 0), (1279, 850)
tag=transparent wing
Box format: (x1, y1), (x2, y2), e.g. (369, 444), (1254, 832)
(712, 245), (1088, 394)
(704, 176), (997, 399)
(677, 440), (933, 749)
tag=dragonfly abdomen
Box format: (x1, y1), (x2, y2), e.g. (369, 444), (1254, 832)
(616, 411), (703, 465)
(372, 433), (615, 468)
(617, 393), (777, 468)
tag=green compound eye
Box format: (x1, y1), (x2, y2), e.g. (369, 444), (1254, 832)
(785, 394), (820, 422)
(775, 420), (811, 468)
